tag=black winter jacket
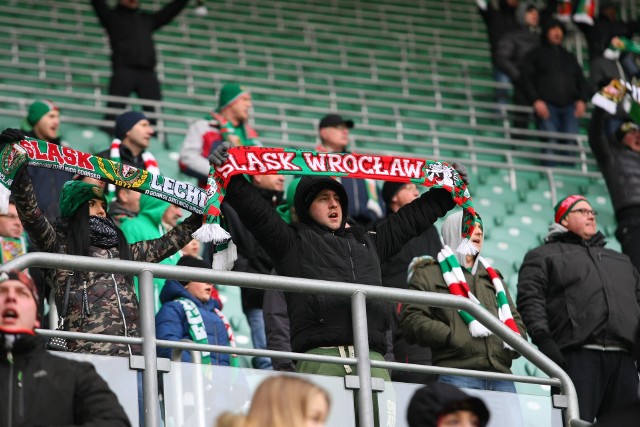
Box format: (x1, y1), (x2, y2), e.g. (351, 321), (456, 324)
(224, 175), (455, 355)
(477, 0), (519, 64)
(520, 43), (589, 106)
(588, 107), (640, 217)
(517, 230), (640, 352)
(495, 27), (540, 82)
(0, 332), (131, 427)
(91, 0), (188, 70)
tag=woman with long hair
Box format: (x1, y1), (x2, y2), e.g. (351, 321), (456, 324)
(216, 375), (330, 427)
(10, 162), (201, 356)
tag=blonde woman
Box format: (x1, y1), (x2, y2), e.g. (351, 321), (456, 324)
(216, 376), (330, 427)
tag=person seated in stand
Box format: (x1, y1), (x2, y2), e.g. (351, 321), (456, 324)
(155, 255), (231, 365)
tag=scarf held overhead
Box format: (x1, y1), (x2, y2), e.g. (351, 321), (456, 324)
(197, 146), (480, 255)
(0, 139), (478, 254)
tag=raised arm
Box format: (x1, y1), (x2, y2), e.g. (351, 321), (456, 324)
(130, 213), (201, 263)
(152, 0), (189, 30)
(90, 0), (111, 28)
(223, 174), (296, 261)
(11, 167), (58, 253)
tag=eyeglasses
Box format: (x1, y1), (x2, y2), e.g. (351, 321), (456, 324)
(568, 209), (598, 217)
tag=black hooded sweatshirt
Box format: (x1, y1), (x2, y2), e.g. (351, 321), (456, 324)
(223, 175), (455, 355)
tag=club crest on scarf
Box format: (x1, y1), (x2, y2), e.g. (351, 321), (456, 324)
(0, 138), (481, 257)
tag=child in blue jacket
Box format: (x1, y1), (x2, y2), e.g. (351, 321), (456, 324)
(156, 256), (231, 365)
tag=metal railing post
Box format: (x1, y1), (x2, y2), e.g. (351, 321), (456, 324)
(351, 291), (374, 427)
(139, 269), (160, 427)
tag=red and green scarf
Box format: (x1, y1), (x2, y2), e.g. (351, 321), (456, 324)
(0, 138), (479, 255)
(196, 146), (480, 255)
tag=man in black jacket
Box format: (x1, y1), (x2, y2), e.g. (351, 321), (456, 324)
(91, 0), (189, 124)
(0, 269), (131, 426)
(210, 142), (465, 423)
(517, 195), (640, 423)
(211, 142), (463, 371)
(520, 19), (589, 166)
(588, 106), (640, 273)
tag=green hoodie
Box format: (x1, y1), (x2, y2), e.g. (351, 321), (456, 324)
(120, 194), (182, 312)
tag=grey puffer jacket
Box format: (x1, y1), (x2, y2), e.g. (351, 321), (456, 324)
(11, 168), (200, 356)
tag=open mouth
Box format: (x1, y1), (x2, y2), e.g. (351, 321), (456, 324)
(2, 309), (18, 320)
(329, 213), (338, 219)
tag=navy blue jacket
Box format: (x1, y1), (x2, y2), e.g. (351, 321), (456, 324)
(156, 280), (231, 365)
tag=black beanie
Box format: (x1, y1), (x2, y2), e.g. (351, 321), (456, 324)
(176, 256), (211, 286)
(381, 181), (406, 214)
(407, 383), (490, 427)
(293, 176), (349, 226)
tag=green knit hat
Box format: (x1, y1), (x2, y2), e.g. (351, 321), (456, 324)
(22, 100), (58, 130)
(59, 180), (107, 218)
(276, 177), (301, 224)
(217, 83), (249, 112)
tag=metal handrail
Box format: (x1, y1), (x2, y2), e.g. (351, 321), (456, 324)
(4, 252), (584, 427)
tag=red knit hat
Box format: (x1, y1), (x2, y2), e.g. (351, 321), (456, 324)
(554, 195), (589, 224)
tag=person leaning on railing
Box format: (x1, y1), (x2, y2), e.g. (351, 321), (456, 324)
(1, 128), (203, 357)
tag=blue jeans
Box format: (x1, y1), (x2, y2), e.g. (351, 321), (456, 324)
(437, 374), (517, 393)
(493, 68), (511, 110)
(246, 308), (273, 369)
(535, 103), (580, 166)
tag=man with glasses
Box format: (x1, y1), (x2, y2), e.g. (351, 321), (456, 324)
(517, 194), (640, 423)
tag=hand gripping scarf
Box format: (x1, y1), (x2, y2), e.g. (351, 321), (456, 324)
(0, 138), (480, 256)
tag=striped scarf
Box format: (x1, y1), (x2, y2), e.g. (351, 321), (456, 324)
(436, 246), (520, 348)
(107, 138), (160, 195)
(177, 298), (239, 366)
(214, 307), (239, 367)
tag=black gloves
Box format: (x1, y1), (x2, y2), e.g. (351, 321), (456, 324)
(0, 128), (25, 145)
(536, 336), (566, 368)
(208, 141), (232, 167)
(452, 162), (469, 186)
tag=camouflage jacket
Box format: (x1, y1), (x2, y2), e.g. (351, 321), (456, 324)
(12, 169), (201, 356)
